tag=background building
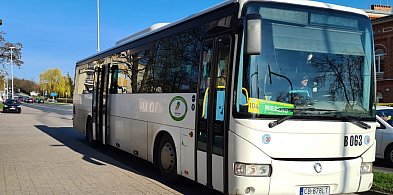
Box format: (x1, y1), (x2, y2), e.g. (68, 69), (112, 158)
(373, 15), (393, 103)
(362, 4), (393, 103)
(365, 4), (392, 20)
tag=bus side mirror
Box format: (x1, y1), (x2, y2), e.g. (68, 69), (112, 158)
(245, 14), (262, 55)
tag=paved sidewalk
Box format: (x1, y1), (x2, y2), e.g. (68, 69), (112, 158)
(0, 106), (181, 195)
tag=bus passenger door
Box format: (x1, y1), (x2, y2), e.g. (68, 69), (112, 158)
(92, 64), (109, 145)
(196, 35), (231, 192)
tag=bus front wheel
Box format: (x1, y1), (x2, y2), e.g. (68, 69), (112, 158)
(157, 134), (178, 183)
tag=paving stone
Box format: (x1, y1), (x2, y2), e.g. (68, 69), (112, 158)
(0, 107), (181, 195)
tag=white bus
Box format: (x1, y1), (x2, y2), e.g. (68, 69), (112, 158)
(73, 0), (376, 194)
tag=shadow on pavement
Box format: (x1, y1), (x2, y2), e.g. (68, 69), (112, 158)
(360, 191), (391, 195)
(374, 158), (393, 173)
(34, 125), (222, 195)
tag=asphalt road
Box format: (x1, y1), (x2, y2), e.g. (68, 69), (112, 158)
(15, 102), (393, 194)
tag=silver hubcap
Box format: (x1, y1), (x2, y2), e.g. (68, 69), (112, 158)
(160, 142), (175, 173)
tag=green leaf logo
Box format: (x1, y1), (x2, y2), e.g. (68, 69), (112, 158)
(169, 96), (188, 121)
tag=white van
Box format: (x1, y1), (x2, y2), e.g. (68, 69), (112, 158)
(376, 106), (393, 163)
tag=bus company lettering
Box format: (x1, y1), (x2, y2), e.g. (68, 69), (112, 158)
(264, 104), (288, 114)
(139, 101), (160, 113)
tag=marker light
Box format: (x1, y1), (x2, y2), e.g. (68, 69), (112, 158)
(360, 162), (373, 174)
(234, 162), (271, 177)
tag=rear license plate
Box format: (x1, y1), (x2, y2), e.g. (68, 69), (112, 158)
(300, 186), (329, 195)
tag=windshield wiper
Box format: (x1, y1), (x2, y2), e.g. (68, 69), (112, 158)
(268, 108), (338, 128)
(335, 115), (371, 130)
(317, 109), (371, 130)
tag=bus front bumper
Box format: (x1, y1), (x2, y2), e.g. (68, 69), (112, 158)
(230, 158), (373, 195)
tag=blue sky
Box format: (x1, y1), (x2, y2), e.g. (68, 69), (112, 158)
(0, 0), (386, 82)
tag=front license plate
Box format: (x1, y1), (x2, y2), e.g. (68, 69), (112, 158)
(300, 186), (330, 195)
(10, 107), (15, 110)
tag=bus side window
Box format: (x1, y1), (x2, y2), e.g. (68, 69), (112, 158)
(216, 90), (225, 121)
(215, 37), (230, 121)
(110, 65), (119, 94)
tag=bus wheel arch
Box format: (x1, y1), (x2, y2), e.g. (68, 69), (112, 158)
(153, 131), (178, 183)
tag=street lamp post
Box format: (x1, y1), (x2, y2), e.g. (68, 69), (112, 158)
(66, 92), (68, 103)
(43, 80), (48, 100)
(1, 64), (5, 100)
(4, 64), (8, 99)
(97, 0), (100, 53)
(9, 46), (15, 99)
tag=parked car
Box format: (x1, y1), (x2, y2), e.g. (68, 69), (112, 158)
(376, 106), (393, 163)
(17, 96), (23, 104)
(2, 99), (21, 113)
(27, 98), (35, 103)
(47, 99), (57, 103)
(23, 97), (29, 103)
(37, 99), (44, 103)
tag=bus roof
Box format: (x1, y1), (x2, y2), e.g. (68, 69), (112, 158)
(76, 0), (367, 65)
(262, 0), (367, 17)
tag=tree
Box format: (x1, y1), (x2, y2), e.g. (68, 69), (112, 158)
(39, 68), (72, 98)
(1, 31), (24, 95)
(0, 32), (24, 67)
(13, 78), (38, 94)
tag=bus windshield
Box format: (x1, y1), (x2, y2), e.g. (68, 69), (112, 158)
(236, 3), (375, 119)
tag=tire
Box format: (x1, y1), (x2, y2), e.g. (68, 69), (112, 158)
(385, 145), (393, 164)
(85, 117), (96, 147)
(157, 134), (178, 183)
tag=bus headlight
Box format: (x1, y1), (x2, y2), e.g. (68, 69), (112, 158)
(360, 162), (372, 174)
(234, 163), (271, 177)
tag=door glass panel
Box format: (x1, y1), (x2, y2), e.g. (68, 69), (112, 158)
(213, 36), (230, 156)
(197, 40), (213, 151)
(110, 65), (119, 94)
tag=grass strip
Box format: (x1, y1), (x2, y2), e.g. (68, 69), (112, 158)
(372, 170), (393, 194)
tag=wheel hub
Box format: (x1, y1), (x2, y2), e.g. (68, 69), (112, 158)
(161, 142), (175, 173)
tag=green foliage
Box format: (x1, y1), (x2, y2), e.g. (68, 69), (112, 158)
(372, 170), (393, 194)
(13, 78), (38, 94)
(39, 68), (72, 98)
(0, 75), (4, 91)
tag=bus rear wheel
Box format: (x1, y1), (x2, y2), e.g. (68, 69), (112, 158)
(157, 134), (178, 183)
